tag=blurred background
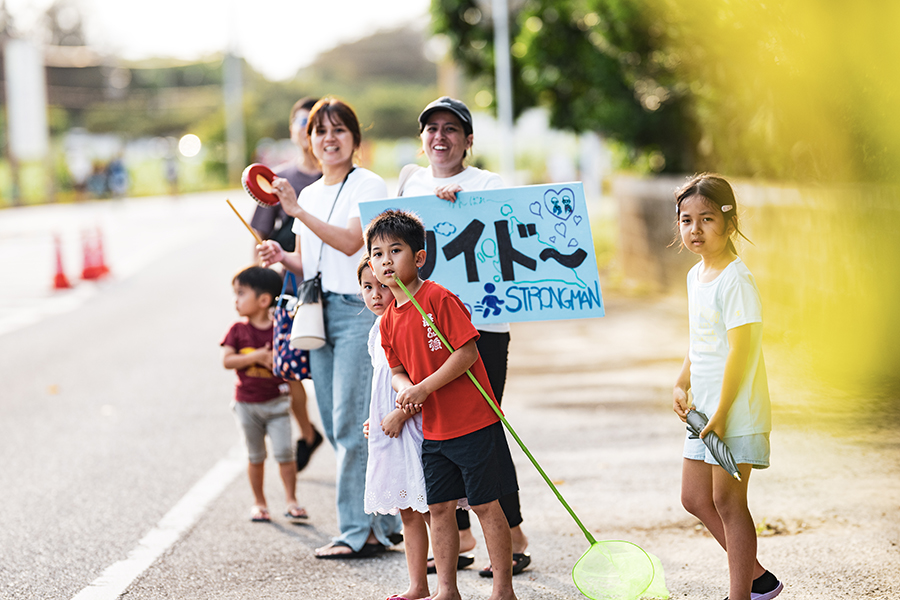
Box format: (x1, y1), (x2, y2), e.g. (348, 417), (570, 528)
(1, 0), (899, 405)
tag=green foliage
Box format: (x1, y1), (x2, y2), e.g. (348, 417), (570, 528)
(432, 0), (697, 173)
(47, 107), (71, 136)
(304, 25), (437, 85)
(72, 58), (227, 137)
(664, 0), (900, 183)
(127, 60), (223, 89)
(54, 23), (438, 145)
(293, 26), (438, 141)
(431, 0), (900, 182)
(28, 24), (442, 199)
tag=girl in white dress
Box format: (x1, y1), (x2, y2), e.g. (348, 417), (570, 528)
(359, 257), (431, 600)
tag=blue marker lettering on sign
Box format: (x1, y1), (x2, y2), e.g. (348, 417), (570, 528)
(503, 280), (602, 313)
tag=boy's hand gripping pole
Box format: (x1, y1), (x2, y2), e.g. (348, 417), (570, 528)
(394, 277), (597, 546)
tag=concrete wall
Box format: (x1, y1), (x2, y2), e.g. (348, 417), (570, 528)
(613, 175), (900, 385)
(613, 175), (696, 292)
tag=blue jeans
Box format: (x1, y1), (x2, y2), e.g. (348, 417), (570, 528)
(310, 291), (401, 551)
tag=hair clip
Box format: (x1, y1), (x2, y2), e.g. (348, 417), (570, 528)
(721, 205), (733, 212)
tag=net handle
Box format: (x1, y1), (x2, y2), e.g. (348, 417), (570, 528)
(395, 277), (596, 546)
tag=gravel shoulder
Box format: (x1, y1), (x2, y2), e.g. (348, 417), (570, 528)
(504, 294), (900, 600)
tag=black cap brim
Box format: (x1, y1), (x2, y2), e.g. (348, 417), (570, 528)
(418, 104), (473, 136)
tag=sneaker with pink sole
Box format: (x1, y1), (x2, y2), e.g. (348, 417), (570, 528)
(724, 570), (783, 600)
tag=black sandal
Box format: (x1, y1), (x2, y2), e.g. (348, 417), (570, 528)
(478, 552), (531, 577)
(296, 429), (324, 472)
(314, 540), (384, 559)
(426, 552), (475, 574)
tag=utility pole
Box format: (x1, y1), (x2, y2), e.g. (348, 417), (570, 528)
(223, 51), (246, 186)
(222, 0), (245, 185)
(492, 0), (515, 184)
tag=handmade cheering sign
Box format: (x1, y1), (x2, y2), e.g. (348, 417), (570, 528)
(359, 182), (604, 325)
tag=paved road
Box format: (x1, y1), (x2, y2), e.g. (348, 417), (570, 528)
(0, 192), (256, 599)
(0, 193), (897, 600)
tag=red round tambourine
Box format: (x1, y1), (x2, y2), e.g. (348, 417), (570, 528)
(241, 163), (279, 206)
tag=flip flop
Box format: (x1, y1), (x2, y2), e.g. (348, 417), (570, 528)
(296, 429), (324, 472)
(426, 552), (475, 574)
(284, 505), (308, 520)
(250, 506), (270, 522)
(478, 552), (531, 577)
(315, 540), (385, 559)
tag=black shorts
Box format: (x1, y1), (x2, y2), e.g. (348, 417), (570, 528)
(422, 421), (519, 507)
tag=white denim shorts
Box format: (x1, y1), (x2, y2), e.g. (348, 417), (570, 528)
(683, 431), (770, 469)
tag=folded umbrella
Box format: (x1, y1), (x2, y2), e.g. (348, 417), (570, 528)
(685, 409), (742, 481)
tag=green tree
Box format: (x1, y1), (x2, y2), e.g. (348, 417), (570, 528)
(432, 0), (900, 182)
(432, 0), (698, 173)
(667, 0), (900, 183)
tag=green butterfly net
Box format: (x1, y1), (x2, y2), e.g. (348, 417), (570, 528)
(396, 278), (669, 600)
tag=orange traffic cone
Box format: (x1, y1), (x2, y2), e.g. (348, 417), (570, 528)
(81, 231), (98, 280)
(52, 234), (72, 290)
(94, 227), (110, 278)
(81, 228), (110, 280)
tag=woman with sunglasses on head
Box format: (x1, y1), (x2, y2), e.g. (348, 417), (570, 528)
(251, 97), (321, 252)
(259, 97), (402, 558)
(250, 97), (323, 473)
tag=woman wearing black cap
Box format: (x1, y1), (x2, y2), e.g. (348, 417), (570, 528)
(396, 96), (532, 578)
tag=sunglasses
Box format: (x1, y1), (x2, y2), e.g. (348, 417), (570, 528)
(292, 115), (309, 129)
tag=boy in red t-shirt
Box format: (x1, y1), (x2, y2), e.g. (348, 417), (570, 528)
(366, 210), (519, 600)
(221, 266), (307, 524)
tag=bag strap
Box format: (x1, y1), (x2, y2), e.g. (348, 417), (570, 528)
(281, 271), (297, 296)
(396, 163), (423, 197)
(314, 167), (355, 275)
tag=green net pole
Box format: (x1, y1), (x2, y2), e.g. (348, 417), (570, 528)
(395, 277), (596, 546)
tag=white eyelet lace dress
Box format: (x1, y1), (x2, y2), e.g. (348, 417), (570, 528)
(364, 317), (429, 515)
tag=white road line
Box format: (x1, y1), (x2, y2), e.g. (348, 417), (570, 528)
(70, 447), (245, 600)
(0, 285), (99, 337)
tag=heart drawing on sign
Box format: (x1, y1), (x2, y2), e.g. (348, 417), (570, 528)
(543, 187), (575, 221)
(555, 222), (567, 237)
